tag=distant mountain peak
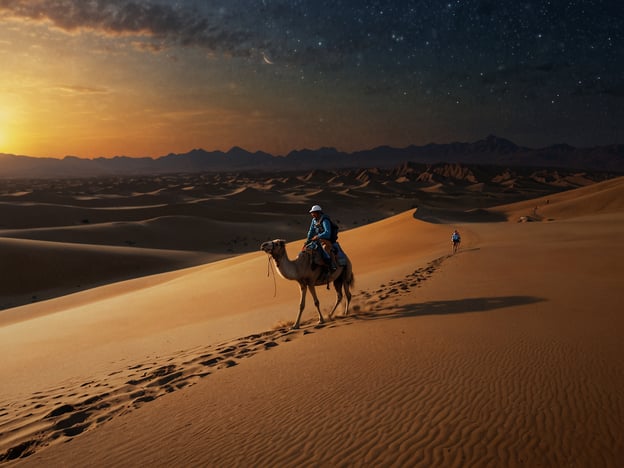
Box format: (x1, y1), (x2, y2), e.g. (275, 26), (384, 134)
(0, 137), (622, 178)
(287, 146), (340, 156)
(479, 134), (521, 150)
(227, 146), (252, 157)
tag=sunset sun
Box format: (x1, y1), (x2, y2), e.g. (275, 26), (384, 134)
(0, 126), (16, 154)
(0, 127), (8, 150)
(0, 107), (11, 151)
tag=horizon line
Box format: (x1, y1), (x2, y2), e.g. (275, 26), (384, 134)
(2, 135), (619, 161)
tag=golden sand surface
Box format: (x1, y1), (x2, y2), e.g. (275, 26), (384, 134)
(1, 174), (622, 466)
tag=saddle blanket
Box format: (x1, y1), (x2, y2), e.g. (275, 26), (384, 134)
(334, 242), (347, 266)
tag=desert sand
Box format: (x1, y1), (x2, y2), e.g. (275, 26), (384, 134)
(1, 172), (623, 466)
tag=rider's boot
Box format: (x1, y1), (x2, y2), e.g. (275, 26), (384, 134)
(329, 252), (337, 271)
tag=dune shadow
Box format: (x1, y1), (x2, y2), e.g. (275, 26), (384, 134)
(356, 295), (545, 321)
(413, 207), (508, 223)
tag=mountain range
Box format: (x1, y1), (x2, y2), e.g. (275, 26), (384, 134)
(1, 136), (622, 178)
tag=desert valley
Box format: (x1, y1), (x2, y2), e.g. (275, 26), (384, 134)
(0, 161), (623, 466)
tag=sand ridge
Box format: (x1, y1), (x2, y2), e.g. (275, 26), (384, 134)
(0, 255), (452, 462)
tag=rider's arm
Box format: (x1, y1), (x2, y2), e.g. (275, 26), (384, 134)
(306, 220), (316, 241)
(316, 218), (332, 240)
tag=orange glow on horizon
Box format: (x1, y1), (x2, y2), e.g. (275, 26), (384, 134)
(0, 14), (427, 159)
(0, 106), (13, 153)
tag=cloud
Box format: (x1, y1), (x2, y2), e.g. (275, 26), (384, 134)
(53, 84), (109, 94)
(0, 0), (253, 55)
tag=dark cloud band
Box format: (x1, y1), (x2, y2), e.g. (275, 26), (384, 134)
(0, 0), (252, 55)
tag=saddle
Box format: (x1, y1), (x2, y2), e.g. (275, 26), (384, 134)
(300, 243), (348, 287)
(300, 247), (327, 270)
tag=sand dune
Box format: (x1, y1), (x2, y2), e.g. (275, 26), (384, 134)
(0, 167), (497, 310)
(0, 237), (204, 312)
(492, 175), (624, 222)
(1, 175), (623, 465)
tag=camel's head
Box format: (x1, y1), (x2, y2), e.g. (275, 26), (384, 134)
(260, 239), (286, 256)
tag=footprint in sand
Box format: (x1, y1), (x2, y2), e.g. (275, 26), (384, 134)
(1, 257), (451, 462)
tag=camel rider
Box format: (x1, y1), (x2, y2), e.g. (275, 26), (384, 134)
(306, 204), (337, 270)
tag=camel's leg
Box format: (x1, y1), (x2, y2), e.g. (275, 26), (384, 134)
(327, 279), (343, 319)
(343, 279), (352, 316)
(307, 285), (324, 325)
(293, 283), (307, 329)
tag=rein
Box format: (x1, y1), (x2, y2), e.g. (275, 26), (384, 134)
(266, 254), (278, 298)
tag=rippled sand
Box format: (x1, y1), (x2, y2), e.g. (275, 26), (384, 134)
(1, 176), (623, 466)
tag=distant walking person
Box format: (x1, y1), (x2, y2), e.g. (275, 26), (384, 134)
(451, 229), (461, 254)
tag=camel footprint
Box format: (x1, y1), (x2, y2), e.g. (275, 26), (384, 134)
(0, 258), (448, 463)
(359, 255), (448, 307)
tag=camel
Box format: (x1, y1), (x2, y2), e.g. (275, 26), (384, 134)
(260, 239), (354, 329)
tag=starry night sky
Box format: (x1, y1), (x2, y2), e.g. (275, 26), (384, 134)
(0, 0), (622, 157)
